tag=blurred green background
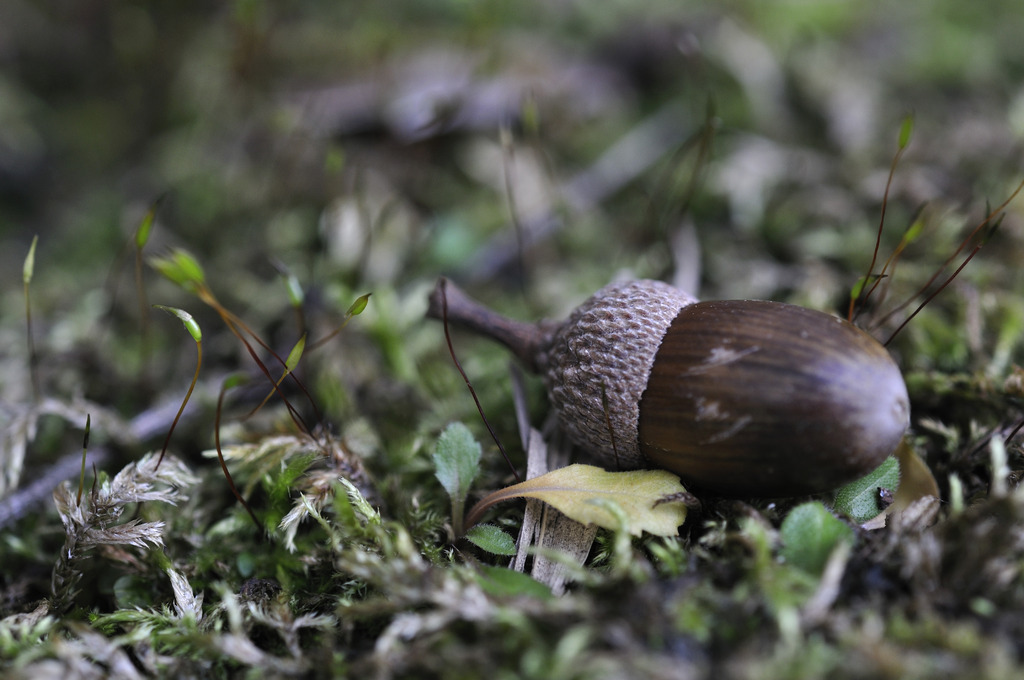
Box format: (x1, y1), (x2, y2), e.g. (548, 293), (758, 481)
(4, 0), (1023, 295)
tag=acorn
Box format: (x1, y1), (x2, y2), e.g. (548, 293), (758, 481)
(427, 277), (910, 497)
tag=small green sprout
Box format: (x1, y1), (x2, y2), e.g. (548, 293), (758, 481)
(465, 523), (517, 556)
(134, 197), (162, 354)
(433, 422), (482, 537)
(214, 373), (261, 529)
(780, 502), (855, 574)
(23, 235), (39, 400)
(76, 414), (91, 506)
(153, 305), (202, 468)
(308, 292), (372, 350)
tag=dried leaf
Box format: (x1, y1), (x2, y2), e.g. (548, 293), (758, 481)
(167, 567), (203, 620)
(471, 464), (688, 537)
(528, 507), (598, 594)
(80, 519), (166, 550)
(894, 437), (940, 506)
(50, 453), (198, 613)
(510, 426), (599, 594)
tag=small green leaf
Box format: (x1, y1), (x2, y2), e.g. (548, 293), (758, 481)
(465, 523), (517, 556)
(898, 114), (914, 149)
(849, 275), (867, 302)
(346, 293), (371, 317)
(112, 574), (156, 610)
(433, 422), (482, 536)
(284, 334), (306, 372)
(780, 502), (855, 574)
(135, 198), (161, 249)
(236, 552), (256, 578)
(848, 274), (883, 302)
(432, 422), (482, 502)
(981, 214), (1002, 244)
(474, 565), (551, 599)
(222, 372), (250, 391)
(325, 146), (345, 175)
(149, 249), (206, 292)
(23, 235), (38, 284)
(902, 218), (924, 245)
(154, 305), (202, 343)
(268, 452), (319, 506)
(833, 456), (900, 523)
(339, 477), (380, 525)
(282, 272), (304, 307)
(77, 413), (91, 505)
(520, 95), (540, 136)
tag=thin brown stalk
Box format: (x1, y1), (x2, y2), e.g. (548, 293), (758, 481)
(214, 378), (262, 529)
(439, 279), (522, 483)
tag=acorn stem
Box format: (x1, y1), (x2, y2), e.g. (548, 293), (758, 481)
(426, 278), (549, 373)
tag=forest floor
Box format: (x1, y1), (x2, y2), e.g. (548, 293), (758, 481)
(2, 2), (1024, 678)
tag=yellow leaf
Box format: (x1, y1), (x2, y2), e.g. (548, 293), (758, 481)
(469, 464), (689, 537)
(894, 437), (939, 506)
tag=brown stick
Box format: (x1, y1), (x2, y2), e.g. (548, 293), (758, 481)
(426, 278), (551, 373)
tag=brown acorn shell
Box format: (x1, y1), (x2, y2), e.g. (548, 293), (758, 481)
(637, 299), (910, 496)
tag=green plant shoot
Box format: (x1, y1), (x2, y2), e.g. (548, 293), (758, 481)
(23, 235), (39, 400)
(214, 373), (262, 528)
(780, 502), (855, 574)
(134, 198), (161, 354)
(433, 422), (482, 537)
(150, 248), (320, 434)
(149, 249), (207, 294)
(465, 524), (517, 556)
(135, 199), (159, 250)
(833, 456), (900, 523)
(898, 113), (914, 150)
(272, 259), (307, 335)
(309, 293), (372, 350)
(77, 414), (91, 506)
(248, 334), (307, 417)
(153, 305), (202, 468)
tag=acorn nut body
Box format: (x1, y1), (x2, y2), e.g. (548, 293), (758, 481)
(428, 278), (910, 498)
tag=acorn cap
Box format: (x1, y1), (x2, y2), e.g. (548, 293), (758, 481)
(540, 280), (697, 470)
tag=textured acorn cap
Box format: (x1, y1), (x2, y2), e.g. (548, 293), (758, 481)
(540, 280), (697, 470)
